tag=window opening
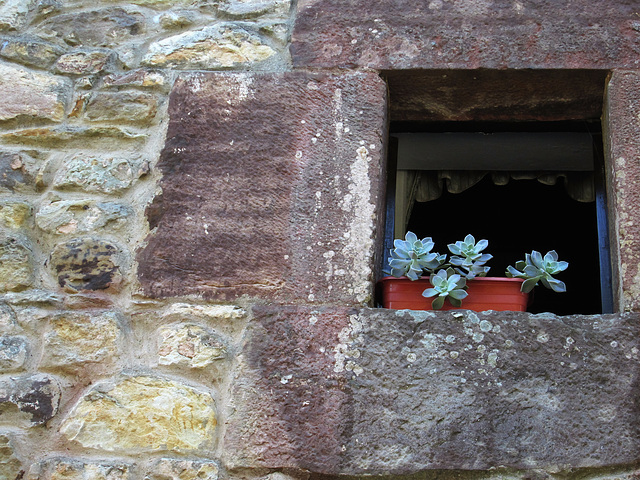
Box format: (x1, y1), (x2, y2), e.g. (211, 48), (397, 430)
(382, 121), (611, 315)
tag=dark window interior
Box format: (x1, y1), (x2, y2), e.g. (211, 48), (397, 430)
(384, 121), (609, 315)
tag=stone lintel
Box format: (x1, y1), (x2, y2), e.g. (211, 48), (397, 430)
(292, 0), (640, 70)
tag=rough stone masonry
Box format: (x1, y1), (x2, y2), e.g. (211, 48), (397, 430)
(0, 0), (640, 479)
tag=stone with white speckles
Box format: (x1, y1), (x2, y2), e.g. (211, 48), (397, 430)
(137, 71), (387, 305)
(224, 307), (640, 473)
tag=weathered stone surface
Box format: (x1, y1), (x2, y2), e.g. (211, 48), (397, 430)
(157, 10), (196, 30)
(0, 373), (61, 426)
(28, 458), (132, 480)
(53, 153), (147, 194)
(0, 201), (31, 229)
(0, 336), (29, 372)
(84, 91), (158, 124)
(604, 71), (640, 312)
(1, 126), (146, 146)
(36, 197), (131, 234)
(49, 237), (125, 292)
(0, 36), (64, 68)
(224, 305), (356, 472)
(0, 302), (18, 332)
(158, 324), (227, 369)
(103, 0), (194, 6)
(225, 307), (640, 473)
(386, 69), (609, 122)
(142, 24), (276, 69)
(0, 151), (40, 193)
(37, 7), (146, 47)
(0, 433), (21, 479)
(0, 0), (35, 31)
(137, 71), (387, 304)
(292, 0), (640, 69)
(218, 0), (290, 19)
(102, 69), (167, 89)
(145, 458), (219, 480)
(0, 233), (34, 291)
(0, 61), (69, 122)
(60, 376), (216, 453)
(40, 311), (122, 372)
(53, 49), (115, 75)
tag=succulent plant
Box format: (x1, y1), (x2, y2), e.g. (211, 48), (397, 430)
(447, 234), (492, 279)
(422, 268), (468, 309)
(387, 231), (568, 310)
(388, 231), (446, 281)
(505, 250), (569, 293)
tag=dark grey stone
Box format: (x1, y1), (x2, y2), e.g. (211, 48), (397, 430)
(225, 308), (640, 474)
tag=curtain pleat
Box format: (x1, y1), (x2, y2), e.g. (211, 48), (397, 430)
(396, 170), (594, 233)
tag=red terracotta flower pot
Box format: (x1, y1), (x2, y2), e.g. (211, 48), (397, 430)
(378, 276), (529, 311)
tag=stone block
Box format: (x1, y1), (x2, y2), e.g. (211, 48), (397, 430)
(37, 7), (146, 48)
(0, 433), (21, 480)
(0, 335), (29, 372)
(223, 305), (357, 473)
(142, 24), (276, 69)
(0, 201), (31, 229)
(385, 69), (608, 123)
(0, 233), (34, 292)
(0, 36), (64, 68)
(0, 373), (61, 426)
(102, 69), (167, 89)
(52, 153), (147, 194)
(604, 71), (640, 312)
(49, 237), (125, 292)
(0, 61), (69, 122)
(59, 375), (216, 453)
(28, 458), (132, 480)
(224, 307), (640, 473)
(53, 49), (116, 75)
(40, 311), (122, 373)
(218, 0), (291, 19)
(137, 71), (387, 305)
(0, 0), (35, 31)
(145, 458), (219, 480)
(157, 10), (197, 30)
(291, 0), (640, 69)
(158, 323), (227, 369)
(1, 126), (146, 146)
(0, 151), (40, 193)
(84, 91), (158, 124)
(36, 197), (131, 235)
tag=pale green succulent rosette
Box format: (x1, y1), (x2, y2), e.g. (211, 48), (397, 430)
(506, 250), (569, 293)
(422, 268), (468, 310)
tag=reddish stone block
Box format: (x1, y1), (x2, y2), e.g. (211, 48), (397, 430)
(137, 72), (387, 304)
(224, 308), (640, 474)
(292, 0), (640, 70)
(223, 305), (355, 473)
(604, 70), (640, 312)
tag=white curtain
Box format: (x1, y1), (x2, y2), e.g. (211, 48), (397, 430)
(394, 170), (594, 239)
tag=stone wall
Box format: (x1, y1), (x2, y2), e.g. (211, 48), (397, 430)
(1, 1), (640, 480)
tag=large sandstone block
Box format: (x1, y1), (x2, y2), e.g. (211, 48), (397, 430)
(604, 71), (640, 312)
(224, 308), (640, 474)
(292, 0), (640, 69)
(137, 71), (387, 305)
